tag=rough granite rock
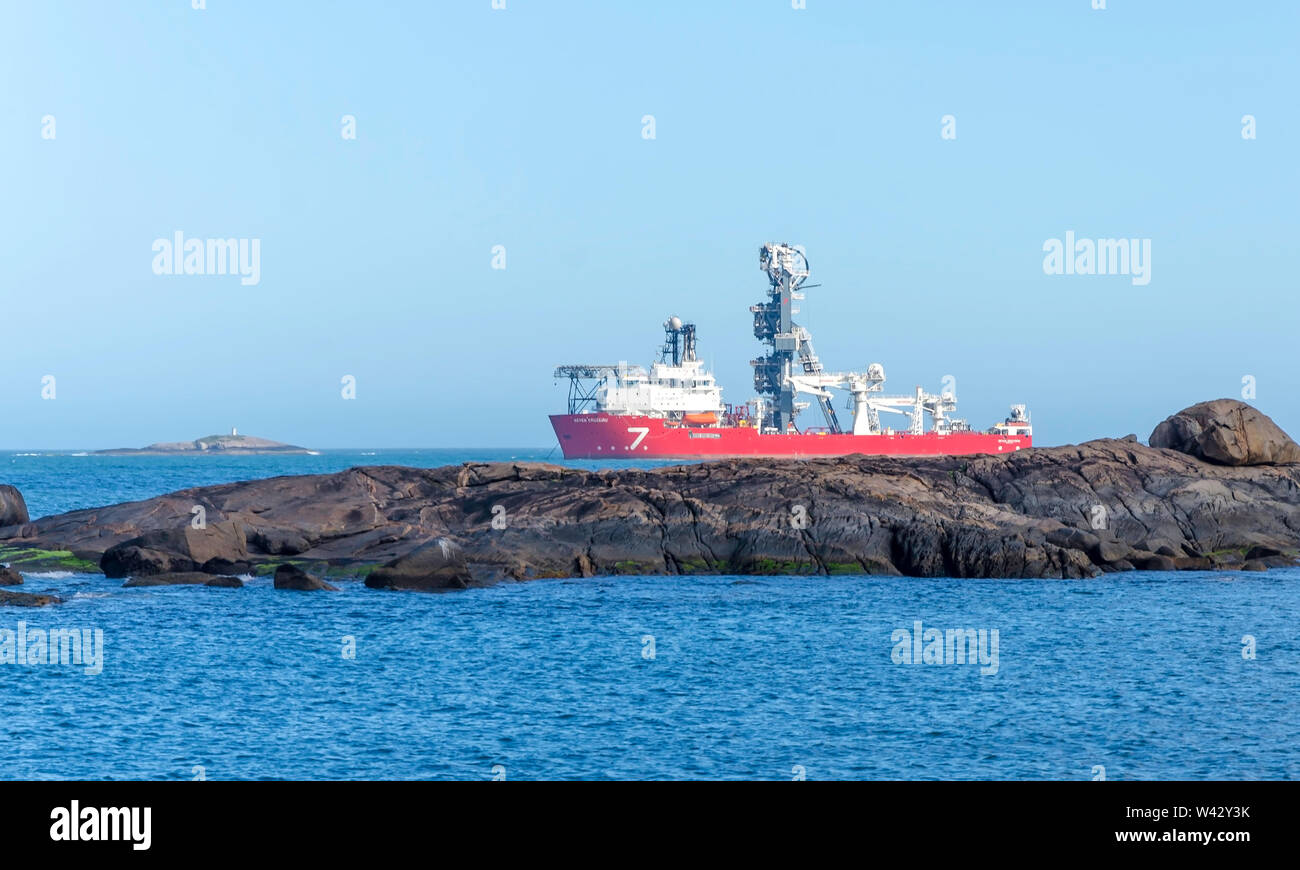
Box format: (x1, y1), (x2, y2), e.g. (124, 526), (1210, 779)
(0, 565), (22, 586)
(0, 485), (28, 527)
(0, 589), (61, 607)
(2, 401), (1298, 586)
(101, 521), (248, 578)
(273, 564), (339, 591)
(365, 538), (474, 590)
(200, 557), (253, 576)
(203, 575), (245, 588)
(1150, 399), (1300, 466)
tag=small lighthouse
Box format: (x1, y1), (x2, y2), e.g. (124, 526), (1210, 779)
(231, 426), (238, 436)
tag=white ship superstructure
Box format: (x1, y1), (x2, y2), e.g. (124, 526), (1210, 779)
(593, 317), (725, 419)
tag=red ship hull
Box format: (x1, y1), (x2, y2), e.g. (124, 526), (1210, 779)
(551, 414), (1031, 459)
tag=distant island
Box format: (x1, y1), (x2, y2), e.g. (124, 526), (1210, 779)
(95, 428), (313, 456)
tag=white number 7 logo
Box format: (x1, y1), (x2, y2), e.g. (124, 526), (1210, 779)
(627, 427), (649, 449)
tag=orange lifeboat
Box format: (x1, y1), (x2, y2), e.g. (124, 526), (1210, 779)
(684, 412), (718, 425)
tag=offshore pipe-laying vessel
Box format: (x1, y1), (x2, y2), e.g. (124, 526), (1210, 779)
(551, 243), (1032, 459)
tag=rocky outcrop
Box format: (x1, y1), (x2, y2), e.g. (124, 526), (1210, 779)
(122, 572), (243, 588)
(101, 522), (249, 578)
(1150, 399), (1300, 466)
(0, 485), (28, 527)
(365, 539), (473, 591)
(3, 401), (1298, 586)
(0, 566), (22, 586)
(202, 575), (244, 588)
(0, 589), (61, 607)
(273, 564), (338, 591)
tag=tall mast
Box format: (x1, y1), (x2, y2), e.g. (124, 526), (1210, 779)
(750, 243), (840, 433)
(660, 316), (696, 366)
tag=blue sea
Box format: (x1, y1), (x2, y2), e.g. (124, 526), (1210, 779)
(2, 450), (1298, 780)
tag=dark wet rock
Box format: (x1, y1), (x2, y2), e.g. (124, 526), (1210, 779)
(1046, 527), (1099, 552)
(204, 575), (244, 588)
(2, 401), (1299, 585)
(365, 538), (473, 591)
(0, 589), (60, 607)
(101, 546), (190, 578)
(0, 485), (28, 527)
(201, 557), (252, 576)
(1132, 554), (1178, 572)
(0, 565), (22, 586)
(122, 572), (243, 588)
(250, 529), (311, 556)
(273, 564), (338, 591)
(1091, 536), (1131, 564)
(1135, 537), (1180, 557)
(1240, 560), (1269, 572)
(1150, 399), (1300, 466)
(101, 521), (248, 578)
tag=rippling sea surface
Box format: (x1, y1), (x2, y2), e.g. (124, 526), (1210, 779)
(2, 451), (1298, 780)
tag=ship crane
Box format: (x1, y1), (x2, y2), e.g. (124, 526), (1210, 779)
(865, 387), (959, 435)
(868, 387), (961, 434)
(752, 243), (847, 432)
(791, 326), (843, 432)
(752, 243), (950, 437)
(786, 365), (960, 437)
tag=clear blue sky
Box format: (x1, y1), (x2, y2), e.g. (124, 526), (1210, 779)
(2, 1), (1296, 448)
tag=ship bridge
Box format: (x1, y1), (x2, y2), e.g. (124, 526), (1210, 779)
(553, 317), (724, 418)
